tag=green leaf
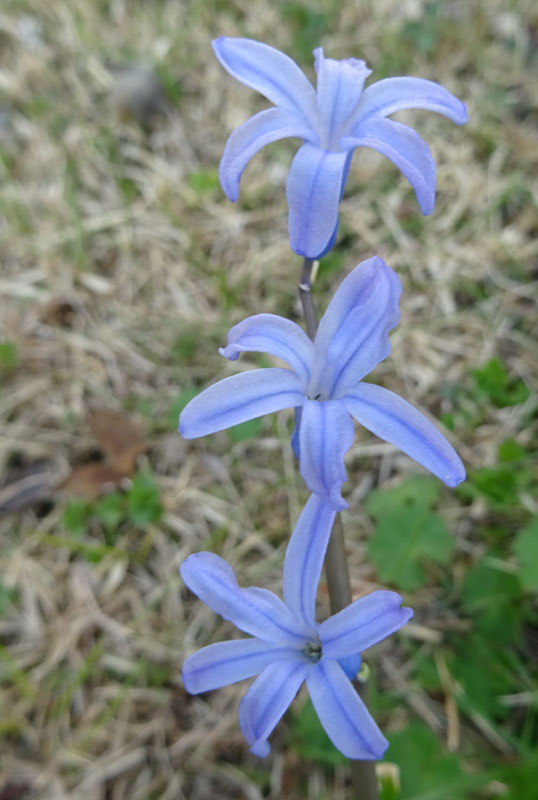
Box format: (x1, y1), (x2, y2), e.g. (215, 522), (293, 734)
(0, 341), (18, 370)
(514, 518), (538, 592)
(228, 417), (263, 443)
(187, 169), (220, 195)
(366, 479), (453, 590)
(473, 357), (529, 408)
(386, 722), (488, 799)
(127, 472), (163, 526)
(62, 500), (91, 538)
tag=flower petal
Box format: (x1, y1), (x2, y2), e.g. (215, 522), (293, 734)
(179, 368), (304, 439)
(298, 399), (355, 510)
(319, 590), (413, 659)
(283, 494), (336, 627)
(212, 37), (318, 127)
(310, 257), (402, 397)
(343, 117), (436, 214)
(219, 107), (314, 202)
(286, 143), (349, 258)
(239, 660), (307, 757)
(313, 47), (371, 149)
(219, 313), (314, 386)
(181, 552), (310, 646)
(182, 638), (298, 694)
(307, 660), (388, 759)
(356, 76), (468, 125)
(343, 383), (466, 487)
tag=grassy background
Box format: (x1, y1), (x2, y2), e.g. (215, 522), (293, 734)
(0, 0), (537, 797)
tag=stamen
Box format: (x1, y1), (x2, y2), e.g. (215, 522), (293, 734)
(303, 640), (322, 663)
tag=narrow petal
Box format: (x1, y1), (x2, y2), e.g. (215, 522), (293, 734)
(343, 383), (466, 487)
(313, 47), (371, 149)
(307, 660), (388, 759)
(181, 552), (311, 646)
(286, 143), (349, 259)
(219, 313), (314, 386)
(182, 639), (298, 694)
(319, 590), (413, 659)
(310, 257), (402, 398)
(283, 495), (336, 627)
(212, 37), (318, 127)
(355, 76), (468, 125)
(343, 117), (436, 214)
(179, 368), (304, 439)
(239, 660), (307, 757)
(298, 399), (355, 510)
(219, 107), (314, 202)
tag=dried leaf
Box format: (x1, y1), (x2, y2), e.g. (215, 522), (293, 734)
(40, 296), (77, 327)
(88, 408), (146, 476)
(58, 463), (125, 500)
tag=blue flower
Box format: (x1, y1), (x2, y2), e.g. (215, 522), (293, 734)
(179, 257), (465, 509)
(181, 494), (412, 758)
(213, 37), (468, 259)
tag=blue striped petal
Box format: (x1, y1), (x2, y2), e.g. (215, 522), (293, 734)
(309, 257), (402, 398)
(307, 660), (389, 759)
(356, 76), (468, 125)
(219, 107), (314, 202)
(343, 117), (436, 214)
(212, 37), (318, 128)
(239, 660), (308, 757)
(182, 638), (298, 694)
(343, 383), (466, 487)
(219, 313), (314, 386)
(181, 552), (310, 646)
(179, 368), (304, 439)
(319, 591), (413, 659)
(286, 144), (349, 258)
(298, 399), (355, 510)
(282, 495), (336, 627)
(313, 47), (371, 149)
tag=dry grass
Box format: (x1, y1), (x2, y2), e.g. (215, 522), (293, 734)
(0, 0), (537, 797)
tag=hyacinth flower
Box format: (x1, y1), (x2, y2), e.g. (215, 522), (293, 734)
(213, 37), (467, 259)
(179, 257), (465, 510)
(181, 494), (412, 758)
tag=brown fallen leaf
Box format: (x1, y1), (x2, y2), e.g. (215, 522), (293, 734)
(88, 407), (146, 476)
(58, 463), (125, 500)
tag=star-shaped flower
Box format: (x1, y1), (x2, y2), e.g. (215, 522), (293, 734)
(181, 494), (412, 758)
(213, 37), (468, 259)
(179, 256), (465, 510)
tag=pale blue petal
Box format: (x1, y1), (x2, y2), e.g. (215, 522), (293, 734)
(356, 76), (468, 125)
(343, 117), (436, 214)
(179, 368), (304, 439)
(319, 591), (413, 659)
(313, 47), (371, 149)
(338, 653), (362, 680)
(310, 257), (402, 398)
(307, 660), (388, 759)
(291, 405), (302, 459)
(182, 639), (298, 694)
(282, 495), (336, 627)
(286, 143), (349, 259)
(212, 37), (318, 127)
(298, 399), (355, 510)
(343, 383), (466, 487)
(180, 552), (310, 646)
(239, 660), (307, 757)
(219, 107), (314, 202)
(219, 313), (314, 386)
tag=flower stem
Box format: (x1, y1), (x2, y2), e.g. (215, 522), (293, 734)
(298, 257), (379, 800)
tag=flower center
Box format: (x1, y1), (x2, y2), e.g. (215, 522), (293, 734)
(303, 639), (322, 663)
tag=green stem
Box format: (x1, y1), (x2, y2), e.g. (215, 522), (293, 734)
(298, 257), (379, 800)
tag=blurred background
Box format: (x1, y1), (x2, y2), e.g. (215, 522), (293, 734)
(0, 0), (537, 798)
